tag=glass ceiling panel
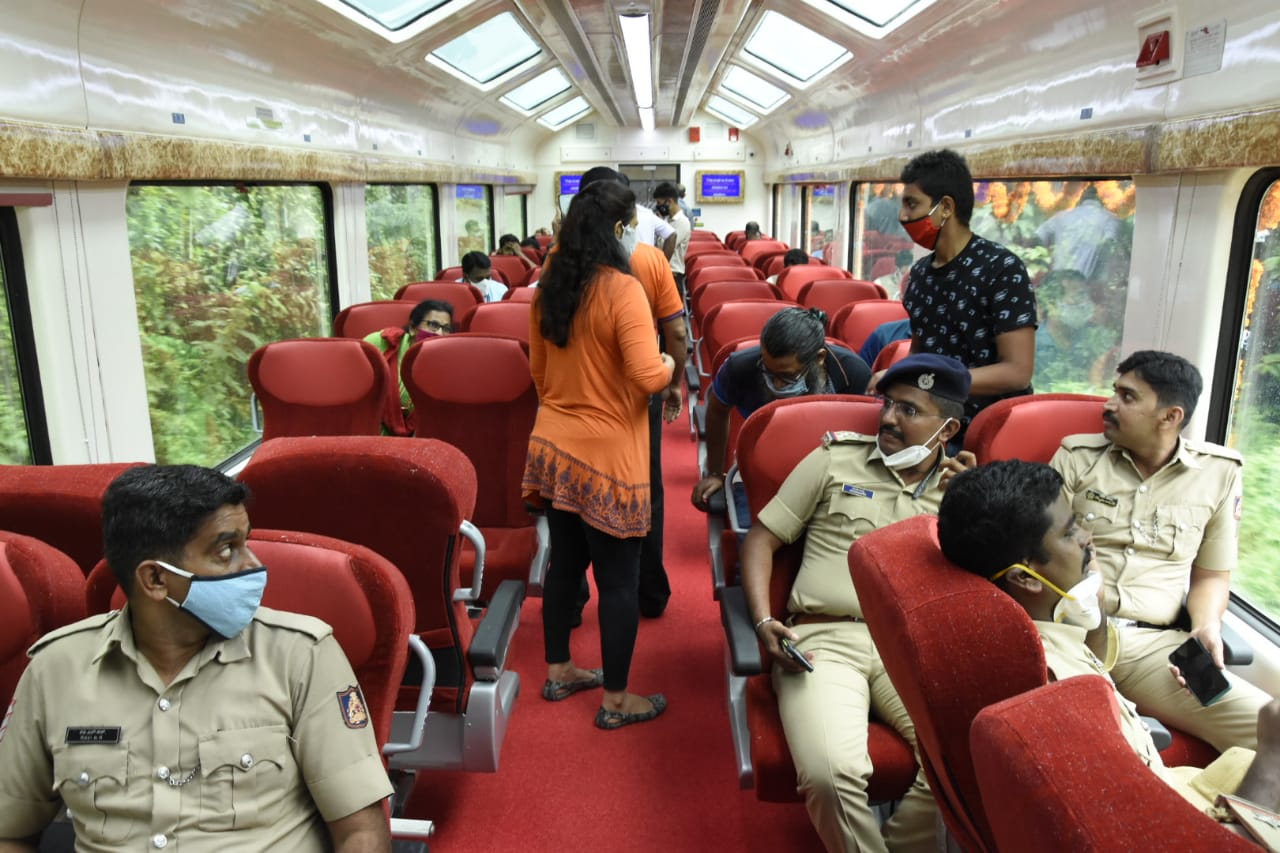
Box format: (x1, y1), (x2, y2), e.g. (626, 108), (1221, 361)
(501, 68), (572, 112)
(722, 66), (789, 111)
(744, 10), (850, 83)
(826, 0), (923, 28)
(705, 95), (757, 128)
(538, 96), (591, 130)
(430, 12), (541, 84)
(337, 0), (451, 30)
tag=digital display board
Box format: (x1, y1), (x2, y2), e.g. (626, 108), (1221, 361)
(558, 173), (582, 195)
(456, 184), (485, 200)
(695, 171), (745, 204)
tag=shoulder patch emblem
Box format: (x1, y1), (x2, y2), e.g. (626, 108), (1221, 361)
(0, 697), (14, 744)
(337, 685), (369, 729)
(917, 373), (935, 390)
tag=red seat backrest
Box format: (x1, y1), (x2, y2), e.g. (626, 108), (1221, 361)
(687, 264), (762, 295)
(690, 281), (781, 335)
(238, 436), (477, 713)
(831, 300), (910, 349)
(971, 677), (1254, 853)
(963, 395), (1107, 465)
(459, 302), (532, 345)
(740, 240), (788, 268)
(248, 339), (388, 441)
(869, 255), (898, 280)
(688, 231), (723, 244)
(725, 230), (746, 249)
(535, 234), (553, 249)
(395, 281), (483, 312)
(0, 532), (85, 706)
(699, 300), (800, 377)
(851, 514), (1048, 852)
(436, 266), (464, 281)
(685, 244), (738, 261)
(521, 246), (543, 265)
(84, 529), (414, 753)
(333, 300), (415, 339)
(797, 279), (888, 318)
(0, 463), (145, 575)
(776, 265), (852, 301)
(871, 337), (912, 374)
(750, 249), (788, 275)
(488, 255), (529, 288)
(526, 267), (541, 285)
(503, 286), (536, 303)
(685, 252), (747, 277)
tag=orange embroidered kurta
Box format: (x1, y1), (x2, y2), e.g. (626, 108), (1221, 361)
(523, 267), (674, 538)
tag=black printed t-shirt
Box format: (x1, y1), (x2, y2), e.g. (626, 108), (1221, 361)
(903, 234), (1037, 419)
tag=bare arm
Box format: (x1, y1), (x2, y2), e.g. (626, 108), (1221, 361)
(742, 525), (808, 670)
(692, 394), (731, 508)
(1187, 567), (1232, 669)
(967, 327), (1036, 396)
(662, 232), (677, 260)
(0, 838), (42, 853)
(660, 315), (688, 393)
(328, 802), (391, 853)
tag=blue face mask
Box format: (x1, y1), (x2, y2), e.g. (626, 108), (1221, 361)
(157, 560), (267, 639)
(761, 362), (812, 399)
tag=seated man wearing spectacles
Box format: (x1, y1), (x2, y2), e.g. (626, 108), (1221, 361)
(742, 353), (975, 853)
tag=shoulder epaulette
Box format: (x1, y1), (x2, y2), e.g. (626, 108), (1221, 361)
(1060, 433), (1111, 451)
(1182, 439), (1243, 464)
(823, 430), (876, 447)
(252, 606), (333, 641)
(28, 611), (119, 655)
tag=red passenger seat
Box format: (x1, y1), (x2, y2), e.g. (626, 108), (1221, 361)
(487, 254), (530, 288)
(458, 301), (531, 345)
(437, 266), (510, 285)
(696, 299), (800, 380)
(775, 265), (851, 301)
(963, 393), (1107, 464)
(830, 300), (909, 349)
(395, 281), (483, 312)
(797, 279), (887, 318)
(686, 264), (762, 297)
(248, 339), (388, 441)
(333, 300), (415, 339)
(402, 334), (545, 600)
(0, 532), (85, 707)
(0, 462), (144, 575)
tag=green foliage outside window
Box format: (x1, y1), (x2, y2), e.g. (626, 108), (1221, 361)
(127, 184), (331, 465)
(0, 246), (33, 464)
(366, 184), (439, 301)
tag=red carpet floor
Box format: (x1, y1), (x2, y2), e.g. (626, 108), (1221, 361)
(404, 415), (822, 852)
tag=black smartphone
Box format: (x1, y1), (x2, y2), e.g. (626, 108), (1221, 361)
(780, 637), (814, 672)
(1168, 637), (1232, 706)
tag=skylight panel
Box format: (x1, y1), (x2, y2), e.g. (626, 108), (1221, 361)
(538, 96), (591, 131)
(501, 68), (572, 113)
(743, 10), (851, 84)
(311, 0), (476, 43)
(337, 0), (450, 30)
(804, 0), (936, 39)
(721, 66), (789, 112)
(428, 12), (541, 87)
(705, 95), (757, 128)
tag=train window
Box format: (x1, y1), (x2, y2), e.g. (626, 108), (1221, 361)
(455, 185), (493, 258)
(503, 192), (527, 239)
(126, 183), (334, 465)
(1224, 177), (1280, 614)
(366, 184), (440, 300)
(743, 11), (851, 86)
(427, 12), (541, 88)
(970, 179), (1134, 395)
(805, 185), (839, 263)
(0, 210), (50, 465)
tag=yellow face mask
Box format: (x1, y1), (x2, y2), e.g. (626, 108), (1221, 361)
(990, 563), (1103, 629)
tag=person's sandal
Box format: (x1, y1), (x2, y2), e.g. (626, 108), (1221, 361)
(541, 668), (604, 701)
(594, 694), (667, 730)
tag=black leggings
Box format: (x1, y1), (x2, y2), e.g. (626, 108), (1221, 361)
(543, 507), (642, 692)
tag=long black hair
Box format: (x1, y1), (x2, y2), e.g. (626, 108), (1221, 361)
(539, 180), (635, 347)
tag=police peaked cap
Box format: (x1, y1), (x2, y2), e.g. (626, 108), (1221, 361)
(876, 353), (971, 402)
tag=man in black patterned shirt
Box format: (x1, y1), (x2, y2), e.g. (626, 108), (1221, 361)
(888, 149), (1038, 423)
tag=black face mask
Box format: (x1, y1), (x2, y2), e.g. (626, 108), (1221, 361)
(655, 203), (671, 217)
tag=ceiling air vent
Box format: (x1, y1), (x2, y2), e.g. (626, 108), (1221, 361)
(575, 122), (597, 140)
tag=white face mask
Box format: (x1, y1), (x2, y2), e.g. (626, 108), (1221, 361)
(876, 418), (951, 470)
(1052, 570), (1103, 630)
(619, 224), (639, 257)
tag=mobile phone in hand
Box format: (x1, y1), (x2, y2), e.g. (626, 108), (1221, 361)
(1168, 637), (1231, 706)
(780, 637), (814, 672)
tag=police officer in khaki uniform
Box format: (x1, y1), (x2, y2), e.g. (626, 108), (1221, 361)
(1050, 351), (1272, 752)
(743, 354), (975, 853)
(0, 465), (393, 853)
(940, 459), (1280, 822)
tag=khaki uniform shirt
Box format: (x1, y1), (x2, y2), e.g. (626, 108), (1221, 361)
(0, 605), (393, 852)
(1035, 620), (1254, 814)
(1051, 434), (1243, 625)
(757, 432), (948, 617)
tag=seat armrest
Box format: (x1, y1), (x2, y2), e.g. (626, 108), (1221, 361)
(469, 579), (525, 679)
(453, 520), (486, 603)
(705, 488), (727, 516)
(383, 636), (434, 756)
(720, 585), (764, 675)
(389, 817), (435, 841)
(694, 403), (708, 439)
(1221, 620), (1254, 666)
(1144, 715), (1173, 751)
(685, 360), (701, 394)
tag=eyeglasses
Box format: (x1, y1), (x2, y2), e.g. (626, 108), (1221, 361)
(424, 320), (453, 333)
(878, 395), (942, 421)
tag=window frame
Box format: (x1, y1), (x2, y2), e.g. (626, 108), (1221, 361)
(0, 207), (52, 464)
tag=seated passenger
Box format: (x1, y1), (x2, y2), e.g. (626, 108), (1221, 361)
(1050, 350), (1273, 751)
(741, 353), (976, 853)
(364, 298), (454, 435)
(459, 251), (507, 302)
(858, 319), (913, 370)
(0, 465), (393, 851)
(938, 459), (1280, 829)
(690, 307), (871, 522)
(767, 248), (809, 285)
(497, 232), (540, 274)
(744, 221), (763, 241)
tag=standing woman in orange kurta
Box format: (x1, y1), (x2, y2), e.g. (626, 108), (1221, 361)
(523, 180), (675, 730)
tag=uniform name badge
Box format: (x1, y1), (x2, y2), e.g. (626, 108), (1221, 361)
(337, 685), (370, 729)
(1085, 488), (1119, 507)
(842, 484), (874, 499)
(65, 726), (122, 745)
